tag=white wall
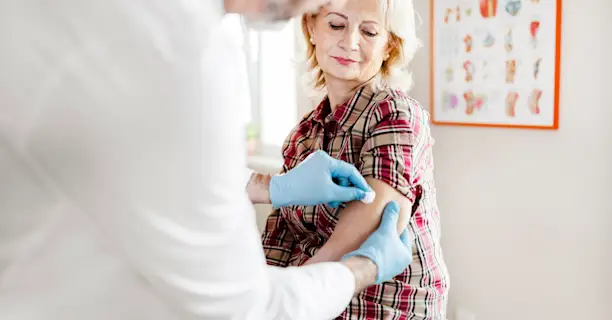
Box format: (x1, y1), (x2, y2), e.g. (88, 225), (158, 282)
(410, 0), (612, 319)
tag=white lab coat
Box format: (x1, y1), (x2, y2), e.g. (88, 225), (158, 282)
(0, 1), (355, 319)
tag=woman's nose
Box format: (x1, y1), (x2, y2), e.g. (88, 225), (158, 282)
(339, 27), (360, 51)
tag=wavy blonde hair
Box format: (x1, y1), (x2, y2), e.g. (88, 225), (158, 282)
(300, 0), (421, 95)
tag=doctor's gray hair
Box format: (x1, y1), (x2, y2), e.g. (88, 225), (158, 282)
(299, 0), (422, 97)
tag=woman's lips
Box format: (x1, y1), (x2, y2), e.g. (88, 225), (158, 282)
(333, 57), (357, 66)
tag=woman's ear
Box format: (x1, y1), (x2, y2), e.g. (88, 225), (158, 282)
(384, 34), (402, 61)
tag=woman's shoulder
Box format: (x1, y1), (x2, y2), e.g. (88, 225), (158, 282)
(367, 88), (431, 125)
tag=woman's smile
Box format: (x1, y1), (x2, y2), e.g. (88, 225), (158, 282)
(333, 56), (357, 66)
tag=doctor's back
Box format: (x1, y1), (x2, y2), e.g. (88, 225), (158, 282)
(0, 1), (261, 319)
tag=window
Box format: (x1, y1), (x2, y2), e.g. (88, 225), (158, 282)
(222, 15), (302, 158)
(258, 24), (298, 151)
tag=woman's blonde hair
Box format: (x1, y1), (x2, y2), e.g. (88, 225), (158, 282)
(300, 0), (422, 94)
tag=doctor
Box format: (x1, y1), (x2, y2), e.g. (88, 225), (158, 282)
(0, 0), (413, 319)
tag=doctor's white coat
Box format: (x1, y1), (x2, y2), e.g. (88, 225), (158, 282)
(0, 1), (356, 319)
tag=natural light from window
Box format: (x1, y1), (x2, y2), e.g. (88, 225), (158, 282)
(258, 24), (297, 148)
(222, 15), (299, 157)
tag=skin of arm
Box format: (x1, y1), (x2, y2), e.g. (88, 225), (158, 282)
(341, 256), (378, 293)
(305, 178), (412, 265)
(246, 172), (272, 204)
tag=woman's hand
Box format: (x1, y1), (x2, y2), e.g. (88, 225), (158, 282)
(269, 151), (373, 208)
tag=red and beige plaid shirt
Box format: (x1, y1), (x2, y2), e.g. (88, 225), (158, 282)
(262, 86), (449, 320)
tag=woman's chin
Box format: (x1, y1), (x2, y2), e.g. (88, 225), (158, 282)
(324, 69), (361, 83)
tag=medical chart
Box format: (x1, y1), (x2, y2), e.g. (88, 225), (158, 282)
(430, 0), (561, 129)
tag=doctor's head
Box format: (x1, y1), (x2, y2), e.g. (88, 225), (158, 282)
(301, 0), (421, 92)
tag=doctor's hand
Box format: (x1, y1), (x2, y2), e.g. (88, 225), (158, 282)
(268, 151), (372, 208)
(343, 201), (413, 285)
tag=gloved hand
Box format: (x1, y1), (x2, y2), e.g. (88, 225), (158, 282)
(269, 150), (372, 208)
(328, 177), (351, 209)
(342, 201), (413, 284)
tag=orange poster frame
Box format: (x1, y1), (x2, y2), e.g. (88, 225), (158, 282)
(430, 0), (562, 130)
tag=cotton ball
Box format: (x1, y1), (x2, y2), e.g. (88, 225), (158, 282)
(361, 191), (376, 204)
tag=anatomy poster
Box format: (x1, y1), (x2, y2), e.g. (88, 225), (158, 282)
(430, 0), (561, 129)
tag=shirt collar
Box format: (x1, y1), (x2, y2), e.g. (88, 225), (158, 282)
(311, 86), (375, 132)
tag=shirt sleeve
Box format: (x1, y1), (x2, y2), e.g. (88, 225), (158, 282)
(359, 97), (428, 204)
(262, 210), (297, 267)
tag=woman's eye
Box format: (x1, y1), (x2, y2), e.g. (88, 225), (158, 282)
(329, 23), (344, 30)
(362, 30), (377, 37)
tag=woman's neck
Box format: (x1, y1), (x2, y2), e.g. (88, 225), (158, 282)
(325, 77), (360, 111)
(325, 75), (376, 111)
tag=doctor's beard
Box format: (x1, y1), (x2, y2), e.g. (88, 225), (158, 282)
(244, 0), (335, 29)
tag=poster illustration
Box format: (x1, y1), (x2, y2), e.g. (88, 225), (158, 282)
(430, 0), (562, 129)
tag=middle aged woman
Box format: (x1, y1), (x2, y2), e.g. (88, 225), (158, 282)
(261, 0), (450, 319)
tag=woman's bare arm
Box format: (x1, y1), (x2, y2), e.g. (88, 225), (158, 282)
(305, 178), (412, 265)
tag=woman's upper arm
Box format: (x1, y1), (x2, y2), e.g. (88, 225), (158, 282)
(359, 97), (425, 204)
(307, 97), (427, 263)
(354, 97), (428, 227)
(318, 178), (412, 259)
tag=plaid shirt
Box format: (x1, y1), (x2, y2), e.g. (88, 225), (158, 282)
(262, 86), (449, 320)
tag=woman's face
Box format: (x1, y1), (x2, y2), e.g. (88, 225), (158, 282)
(308, 0), (390, 85)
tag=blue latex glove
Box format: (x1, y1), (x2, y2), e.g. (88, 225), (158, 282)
(342, 201), (413, 284)
(269, 150), (372, 208)
(328, 177), (351, 209)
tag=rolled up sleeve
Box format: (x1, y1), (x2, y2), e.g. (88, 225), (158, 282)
(359, 98), (423, 204)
